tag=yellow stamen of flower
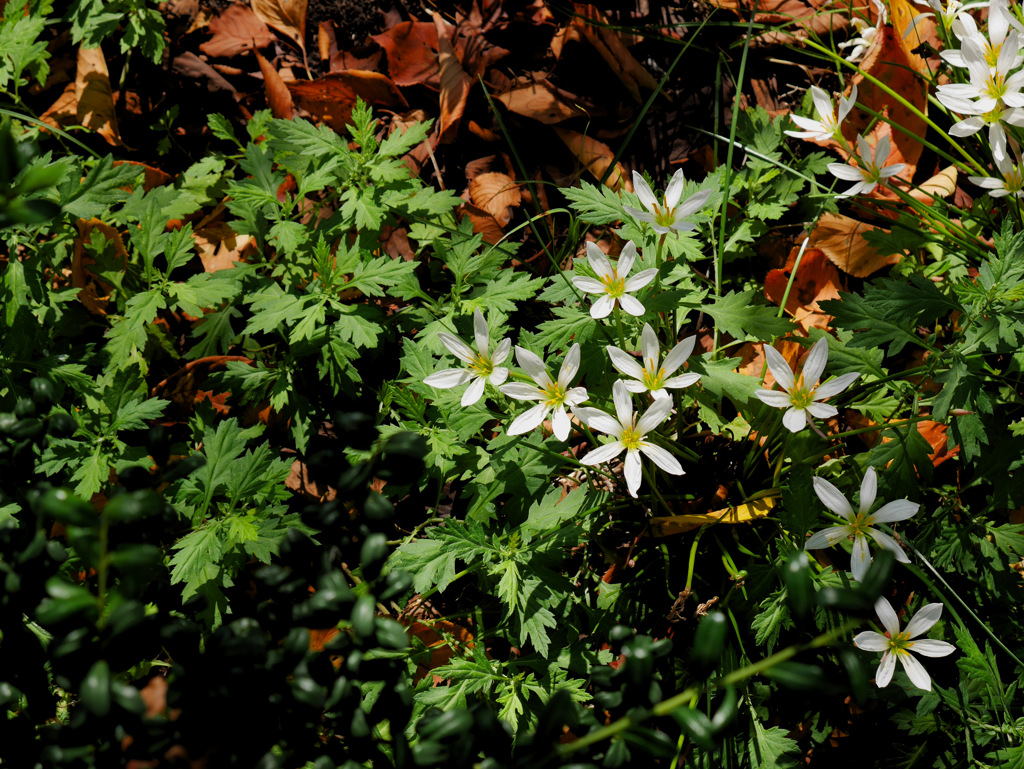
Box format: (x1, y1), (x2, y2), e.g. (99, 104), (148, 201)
(468, 352), (493, 377)
(642, 363), (668, 391)
(540, 382), (568, 409)
(600, 273), (627, 297)
(621, 425), (643, 451)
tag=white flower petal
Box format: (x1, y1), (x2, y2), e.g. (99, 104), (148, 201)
(437, 332), (476, 364)
(564, 386), (588, 406)
(573, 407), (623, 437)
(812, 477), (854, 518)
(623, 205), (656, 225)
(635, 397), (673, 434)
(618, 293), (646, 317)
(874, 597), (901, 637)
(904, 603), (944, 639)
(501, 382), (544, 400)
(870, 499), (920, 524)
(586, 241), (614, 280)
(853, 630), (890, 652)
(590, 294), (616, 319)
(876, 650), (897, 688)
(762, 345), (796, 391)
(489, 367), (509, 386)
(612, 380), (633, 427)
(617, 240), (638, 276)
(859, 466), (878, 514)
(551, 406), (572, 441)
(492, 339), (512, 366)
(607, 346), (646, 380)
(624, 268), (658, 292)
(580, 440), (626, 466)
(782, 406), (809, 433)
(623, 450), (643, 498)
(804, 401), (838, 420)
(674, 189), (712, 218)
(801, 337), (830, 388)
(664, 168), (686, 209)
(641, 323), (660, 369)
(573, 276), (606, 294)
(558, 344), (581, 388)
(909, 639), (956, 658)
(830, 163), (869, 181)
(867, 529), (911, 563)
(851, 534), (872, 582)
(461, 376), (487, 406)
(663, 372), (700, 389)
(804, 526), (851, 550)
(623, 380), (648, 393)
(899, 652), (933, 690)
(814, 372), (861, 399)
(633, 172), (658, 210)
(515, 346), (551, 387)
(424, 368), (472, 389)
(473, 309), (490, 355)
(507, 404), (550, 436)
(755, 390), (795, 408)
(662, 335), (696, 375)
(639, 442), (684, 475)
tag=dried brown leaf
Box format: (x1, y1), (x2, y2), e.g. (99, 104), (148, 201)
(810, 212), (899, 277)
(251, 0), (306, 50)
(493, 78), (585, 124)
(287, 71), (406, 133)
(434, 12), (471, 144)
(42, 46), (123, 147)
(469, 172), (521, 226)
(371, 21), (440, 87)
(255, 50), (294, 119)
(200, 4), (274, 57)
(553, 127), (631, 191)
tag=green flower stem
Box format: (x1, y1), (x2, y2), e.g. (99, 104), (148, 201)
(775, 235), (811, 320)
(684, 523), (710, 593)
(827, 415), (929, 440)
(556, 619), (860, 758)
(642, 463), (674, 516)
(613, 306), (627, 349)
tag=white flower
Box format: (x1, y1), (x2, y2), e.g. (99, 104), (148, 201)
(572, 241), (657, 319)
(942, 0), (1021, 68)
(914, 0), (985, 30)
(423, 309), (511, 407)
(969, 150), (1024, 197)
(936, 33), (1024, 114)
(854, 597), (957, 690)
(939, 93), (1024, 164)
(623, 169), (712, 235)
(839, 0), (886, 62)
(606, 323), (700, 400)
(804, 467), (920, 581)
(499, 344), (588, 441)
(828, 134), (906, 198)
(755, 337), (861, 433)
(573, 380), (683, 498)
(785, 84), (859, 142)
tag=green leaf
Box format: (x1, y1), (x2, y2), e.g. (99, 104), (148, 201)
(465, 269), (542, 313)
(704, 290), (795, 341)
(208, 113), (240, 146)
(749, 720), (801, 769)
(60, 156), (139, 220)
(169, 525), (224, 602)
(105, 290), (167, 364)
(562, 181), (626, 225)
(0, 13), (49, 92)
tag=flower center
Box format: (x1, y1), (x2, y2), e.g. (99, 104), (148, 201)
(600, 273), (627, 297)
(982, 72), (1008, 102)
(642, 362), (667, 391)
(540, 381), (568, 409)
(789, 386), (814, 409)
(1005, 166), (1024, 192)
(886, 631), (914, 654)
(848, 512), (875, 538)
(468, 352), (493, 378)
(621, 425), (643, 452)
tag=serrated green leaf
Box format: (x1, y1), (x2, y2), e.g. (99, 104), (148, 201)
(704, 290), (795, 341)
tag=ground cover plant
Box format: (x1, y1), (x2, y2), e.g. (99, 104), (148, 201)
(2, 0), (1024, 766)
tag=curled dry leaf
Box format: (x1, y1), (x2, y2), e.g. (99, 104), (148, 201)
(468, 172), (521, 226)
(553, 127), (631, 192)
(647, 497), (777, 536)
(810, 212), (899, 277)
(371, 21), (440, 87)
(494, 78), (586, 124)
(434, 12), (471, 144)
(251, 0), (307, 51)
(287, 71), (407, 133)
(764, 247), (842, 332)
(255, 50), (295, 119)
(200, 4), (274, 57)
(194, 221), (255, 273)
(461, 202), (506, 244)
(910, 165), (957, 204)
(42, 46), (123, 146)
(887, 0), (941, 74)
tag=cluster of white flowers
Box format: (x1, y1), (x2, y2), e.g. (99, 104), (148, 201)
(937, 0), (1024, 166)
(421, 175), (711, 498)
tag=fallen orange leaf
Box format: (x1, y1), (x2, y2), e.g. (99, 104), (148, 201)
(42, 46), (123, 147)
(809, 211), (899, 277)
(255, 51), (295, 120)
(370, 21), (440, 87)
(493, 78), (586, 124)
(251, 0), (306, 53)
(200, 4), (274, 57)
(433, 12), (471, 144)
(468, 172), (521, 226)
(287, 71), (406, 133)
(764, 247), (842, 332)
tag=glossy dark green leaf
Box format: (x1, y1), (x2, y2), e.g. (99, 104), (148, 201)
(79, 660), (111, 716)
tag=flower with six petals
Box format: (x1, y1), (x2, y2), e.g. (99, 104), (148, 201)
(500, 344), (588, 441)
(854, 597), (957, 690)
(623, 169), (712, 235)
(574, 380), (683, 498)
(755, 337), (861, 433)
(572, 241), (657, 319)
(785, 84), (859, 143)
(423, 309), (512, 407)
(828, 134), (906, 198)
(606, 323), (700, 400)
(805, 466), (920, 581)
